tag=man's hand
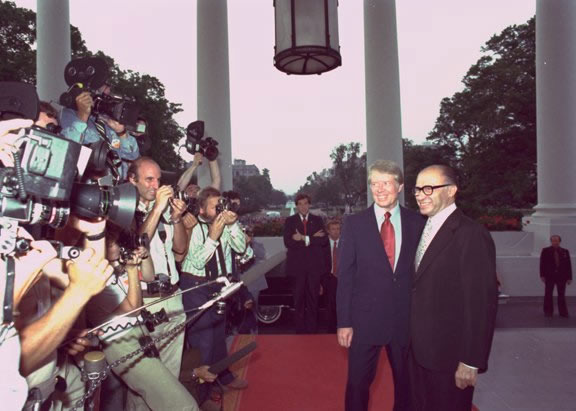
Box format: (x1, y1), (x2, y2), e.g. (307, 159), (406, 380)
(13, 228), (58, 306)
(125, 246), (148, 266)
(208, 212), (226, 241)
(182, 212), (198, 230)
(75, 91), (93, 122)
(66, 248), (114, 300)
(66, 329), (99, 357)
(194, 365), (217, 383)
(337, 327), (353, 348)
(153, 185), (174, 213)
(192, 152), (204, 166)
(292, 230), (304, 242)
(319, 284), (324, 296)
(244, 299), (254, 310)
(313, 229), (326, 237)
(104, 116), (126, 135)
(222, 210), (238, 225)
(170, 198), (187, 221)
(0, 118), (33, 166)
(454, 362), (478, 389)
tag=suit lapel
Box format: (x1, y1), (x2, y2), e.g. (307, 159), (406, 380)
(414, 209), (462, 283)
(397, 206), (410, 269)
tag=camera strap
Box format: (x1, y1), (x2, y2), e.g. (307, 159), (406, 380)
(157, 222), (173, 280)
(199, 221), (228, 280)
(2, 256), (16, 324)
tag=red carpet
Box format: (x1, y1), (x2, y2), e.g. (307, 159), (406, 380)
(224, 334), (480, 411)
(224, 334), (393, 411)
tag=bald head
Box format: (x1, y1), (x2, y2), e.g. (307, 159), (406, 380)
(414, 165), (458, 217)
(128, 157), (161, 203)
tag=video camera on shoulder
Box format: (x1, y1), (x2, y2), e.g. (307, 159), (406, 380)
(0, 81), (139, 254)
(59, 57), (140, 130)
(184, 120), (219, 161)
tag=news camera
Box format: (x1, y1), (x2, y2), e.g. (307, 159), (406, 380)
(59, 57), (140, 130)
(185, 120), (219, 161)
(0, 81), (138, 255)
(171, 185), (200, 216)
(116, 231), (149, 263)
(215, 195), (240, 215)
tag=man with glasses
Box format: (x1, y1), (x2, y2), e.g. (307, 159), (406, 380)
(336, 160), (425, 411)
(409, 165), (498, 411)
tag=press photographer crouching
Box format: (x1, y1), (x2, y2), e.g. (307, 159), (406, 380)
(126, 156), (195, 409)
(180, 187), (248, 404)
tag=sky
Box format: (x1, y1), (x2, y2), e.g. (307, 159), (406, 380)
(13, 0), (535, 194)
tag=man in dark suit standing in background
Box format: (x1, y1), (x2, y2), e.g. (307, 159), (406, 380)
(337, 160), (425, 411)
(540, 235), (572, 317)
(323, 219), (341, 333)
(284, 193), (328, 333)
(410, 165), (498, 411)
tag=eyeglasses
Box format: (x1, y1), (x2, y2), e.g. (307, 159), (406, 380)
(413, 184), (452, 196)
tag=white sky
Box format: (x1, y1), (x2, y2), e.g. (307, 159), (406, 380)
(13, 0), (535, 193)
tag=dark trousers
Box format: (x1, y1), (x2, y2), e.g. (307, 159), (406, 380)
(345, 340), (410, 411)
(544, 279), (568, 316)
(408, 350), (474, 411)
(325, 274), (338, 333)
(293, 267), (322, 333)
(180, 275), (234, 385)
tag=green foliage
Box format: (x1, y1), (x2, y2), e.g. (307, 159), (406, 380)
(428, 17), (536, 212)
(233, 170), (287, 214)
(0, 1), (184, 171)
(252, 218), (285, 237)
(299, 142), (367, 208)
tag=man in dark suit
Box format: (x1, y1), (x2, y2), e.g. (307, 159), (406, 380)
(337, 160), (425, 411)
(284, 193), (328, 333)
(410, 165), (498, 411)
(323, 219), (341, 333)
(540, 235), (572, 317)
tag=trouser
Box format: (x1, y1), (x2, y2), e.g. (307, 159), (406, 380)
(180, 275), (235, 386)
(544, 279), (568, 316)
(324, 274), (338, 333)
(345, 340), (411, 411)
(293, 268), (322, 334)
(102, 294), (197, 411)
(408, 349), (474, 411)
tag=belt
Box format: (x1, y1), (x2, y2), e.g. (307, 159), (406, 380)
(141, 283), (180, 299)
(181, 272), (212, 283)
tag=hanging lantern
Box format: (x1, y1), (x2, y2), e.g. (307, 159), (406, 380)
(274, 0), (342, 75)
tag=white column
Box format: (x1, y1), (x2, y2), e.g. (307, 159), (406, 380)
(36, 0), (70, 103)
(364, 0), (403, 204)
(197, 0), (233, 191)
(524, 0), (576, 253)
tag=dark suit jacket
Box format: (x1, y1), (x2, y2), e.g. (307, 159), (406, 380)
(283, 213), (328, 275)
(336, 205), (425, 346)
(540, 246), (572, 282)
(411, 208), (498, 373)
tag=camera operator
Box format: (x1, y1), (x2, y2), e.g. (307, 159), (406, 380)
(180, 187), (248, 395)
(16, 217), (114, 410)
(177, 152), (221, 199)
(59, 87), (140, 180)
(126, 157), (192, 409)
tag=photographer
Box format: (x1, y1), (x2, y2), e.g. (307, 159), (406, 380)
(127, 157), (191, 409)
(180, 187), (248, 397)
(60, 87), (140, 180)
(17, 217), (114, 410)
(177, 152), (221, 199)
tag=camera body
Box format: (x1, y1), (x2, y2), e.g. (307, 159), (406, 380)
(116, 231), (149, 262)
(215, 196), (240, 215)
(172, 186), (200, 216)
(185, 120), (219, 161)
(146, 274), (172, 295)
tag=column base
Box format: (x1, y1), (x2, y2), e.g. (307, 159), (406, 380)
(523, 212), (576, 255)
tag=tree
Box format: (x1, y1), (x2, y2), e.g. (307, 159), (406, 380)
(427, 17), (536, 213)
(0, 1), (184, 171)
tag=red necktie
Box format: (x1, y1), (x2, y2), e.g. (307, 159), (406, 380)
(332, 241), (339, 275)
(302, 216), (307, 236)
(381, 212), (395, 270)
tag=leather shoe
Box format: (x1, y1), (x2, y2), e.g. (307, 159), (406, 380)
(225, 376), (248, 390)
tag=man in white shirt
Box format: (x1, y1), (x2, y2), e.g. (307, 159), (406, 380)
(180, 187), (248, 396)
